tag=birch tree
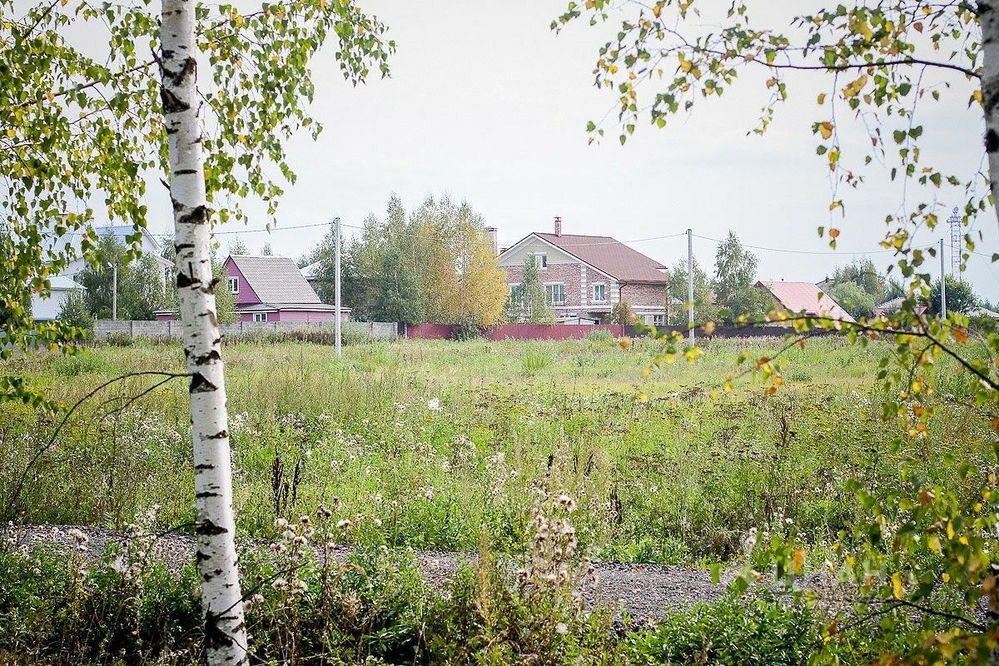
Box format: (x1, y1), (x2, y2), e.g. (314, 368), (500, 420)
(2, 0), (393, 659)
(1, 0), (392, 403)
(159, 2), (246, 660)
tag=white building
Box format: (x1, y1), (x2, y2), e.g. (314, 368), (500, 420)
(31, 274), (86, 321)
(33, 225), (173, 321)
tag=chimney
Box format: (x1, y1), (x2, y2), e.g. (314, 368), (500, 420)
(554, 216), (562, 237)
(485, 226), (498, 255)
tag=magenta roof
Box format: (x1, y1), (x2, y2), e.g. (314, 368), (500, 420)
(532, 233), (668, 283)
(756, 280), (856, 323)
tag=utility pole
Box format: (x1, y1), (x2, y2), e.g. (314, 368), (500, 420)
(939, 237), (947, 320)
(687, 228), (694, 344)
(111, 263), (118, 321)
(334, 216), (342, 358)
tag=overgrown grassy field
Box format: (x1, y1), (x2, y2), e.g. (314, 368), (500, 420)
(2, 335), (992, 567)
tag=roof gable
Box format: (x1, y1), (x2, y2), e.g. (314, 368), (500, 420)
(227, 255), (322, 305)
(502, 232), (668, 283)
(756, 280), (856, 323)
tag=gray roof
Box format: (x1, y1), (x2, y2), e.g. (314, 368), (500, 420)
(300, 261), (321, 279)
(229, 255), (322, 304)
(237, 303), (347, 312)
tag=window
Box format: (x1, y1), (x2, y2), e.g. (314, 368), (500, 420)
(652, 314), (666, 326)
(591, 283), (607, 302)
(253, 312), (267, 322)
(226, 276), (239, 294)
(509, 283), (524, 302)
(545, 283), (566, 305)
(532, 253), (547, 269)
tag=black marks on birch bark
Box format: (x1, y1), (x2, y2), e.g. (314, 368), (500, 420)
(160, 87), (188, 114)
(193, 349), (222, 365)
(196, 520), (228, 536)
(190, 372), (218, 393)
(178, 204), (207, 226)
(205, 429), (229, 440)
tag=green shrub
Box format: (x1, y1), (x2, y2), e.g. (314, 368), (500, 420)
(586, 328), (614, 342)
(626, 595), (817, 665)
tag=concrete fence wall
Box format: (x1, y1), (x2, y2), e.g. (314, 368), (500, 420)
(95, 320), (398, 341)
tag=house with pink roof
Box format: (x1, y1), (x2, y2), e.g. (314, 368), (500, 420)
(755, 280), (855, 323)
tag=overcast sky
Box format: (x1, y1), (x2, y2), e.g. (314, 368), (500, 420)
(141, 1), (999, 301)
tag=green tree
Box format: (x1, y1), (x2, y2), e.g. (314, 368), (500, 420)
(372, 241), (423, 323)
(829, 258), (887, 303)
(55, 290), (93, 334)
(0, 0), (393, 403)
(1, 1), (394, 658)
(228, 237), (250, 256)
(668, 257), (716, 325)
(827, 280), (876, 319)
(510, 254), (554, 323)
(930, 275), (977, 315)
(609, 300), (636, 325)
(75, 235), (164, 320)
(712, 231), (759, 321)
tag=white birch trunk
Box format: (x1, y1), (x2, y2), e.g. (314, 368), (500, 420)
(981, 0), (999, 232)
(159, 2), (248, 663)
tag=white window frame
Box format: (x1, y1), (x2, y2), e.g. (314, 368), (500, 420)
(544, 282), (566, 306)
(532, 252), (547, 269)
(253, 312), (267, 322)
(226, 276), (239, 294)
(591, 283), (607, 303)
(652, 313), (666, 326)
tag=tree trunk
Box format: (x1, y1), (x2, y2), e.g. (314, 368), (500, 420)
(981, 0), (999, 232)
(159, 2), (248, 663)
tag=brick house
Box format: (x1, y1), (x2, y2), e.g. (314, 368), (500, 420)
(498, 218), (671, 325)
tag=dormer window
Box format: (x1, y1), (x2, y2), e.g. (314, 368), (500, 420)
(226, 276), (239, 294)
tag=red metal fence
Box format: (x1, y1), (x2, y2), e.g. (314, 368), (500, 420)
(406, 323), (628, 341)
(404, 323), (798, 341)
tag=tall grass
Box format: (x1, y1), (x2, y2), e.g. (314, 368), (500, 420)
(0, 338), (989, 565)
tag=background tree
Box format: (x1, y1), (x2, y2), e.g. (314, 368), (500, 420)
(55, 290), (93, 334)
(227, 237), (250, 256)
(712, 231), (761, 321)
(829, 258), (887, 304)
(371, 241), (423, 323)
(827, 280), (877, 319)
(459, 229), (509, 326)
(261, 242), (274, 256)
(930, 275), (978, 315)
(510, 254), (554, 323)
(609, 300), (636, 325)
(75, 236), (165, 320)
(668, 257), (716, 325)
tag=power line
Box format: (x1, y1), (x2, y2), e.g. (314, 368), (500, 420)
(691, 233), (909, 256)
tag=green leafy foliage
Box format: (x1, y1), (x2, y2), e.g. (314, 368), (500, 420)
(508, 254), (555, 323)
(75, 235), (165, 321)
(930, 275), (978, 315)
(827, 280), (876, 319)
(0, 0), (394, 402)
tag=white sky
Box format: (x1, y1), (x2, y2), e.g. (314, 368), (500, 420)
(140, 1), (999, 301)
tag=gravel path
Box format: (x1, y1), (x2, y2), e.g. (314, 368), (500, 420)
(5, 525), (728, 625)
